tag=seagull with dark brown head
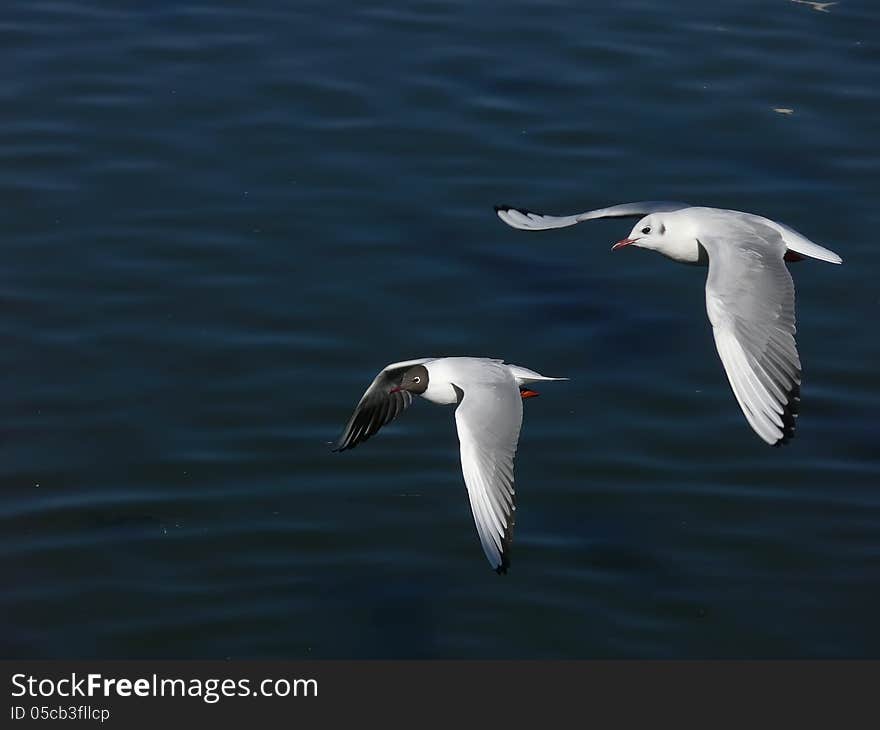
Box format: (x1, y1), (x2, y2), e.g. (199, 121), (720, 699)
(332, 357), (566, 573)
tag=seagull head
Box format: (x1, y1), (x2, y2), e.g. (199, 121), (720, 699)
(612, 212), (703, 264)
(612, 213), (669, 252)
(389, 365), (430, 395)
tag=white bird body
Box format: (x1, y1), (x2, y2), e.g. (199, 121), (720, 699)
(420, 357), (496, 404)
(420, 357), (559, 404)
(496, 201), (843, 445)
(625, 206), (842, 266)
(333, 356), (565, 572)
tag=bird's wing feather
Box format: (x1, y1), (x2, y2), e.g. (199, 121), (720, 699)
(454, 374), (523, 574)
(332, 358), (433, 452)
(700, 218), (801, 446)
(495, 201), (690, 231)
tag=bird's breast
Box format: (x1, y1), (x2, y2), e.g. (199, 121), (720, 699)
(421, 379), (460, 405)
(668, 238), (709, 265)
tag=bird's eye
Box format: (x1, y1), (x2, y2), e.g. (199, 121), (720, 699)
(413, 376), (420, 383)
(641, 226), (651, 235)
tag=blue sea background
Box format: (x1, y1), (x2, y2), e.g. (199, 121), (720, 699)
(2, 0), (879, 658)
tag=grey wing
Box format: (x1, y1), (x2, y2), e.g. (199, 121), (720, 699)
(332, 358), (432, 452)
(454, 378), (523, 574)
(495, 201), (690, 231)
(701, 221), (801, 446)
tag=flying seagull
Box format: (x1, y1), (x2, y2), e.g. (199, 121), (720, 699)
(333, 357), (566, 573)
(495, 201), (842, 446)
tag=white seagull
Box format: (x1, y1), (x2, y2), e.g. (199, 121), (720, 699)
(333, 357), (566, 573)
(496, 201), (843, 446)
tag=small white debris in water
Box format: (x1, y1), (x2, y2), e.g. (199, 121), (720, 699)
(773, 108), (795, 115)
(789, 0), (837, 12)
(34, 482), (40, 487)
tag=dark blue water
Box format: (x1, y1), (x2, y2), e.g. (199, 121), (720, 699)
(2, 0), (878, 658)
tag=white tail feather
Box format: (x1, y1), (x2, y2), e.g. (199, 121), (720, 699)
(766, 219), (843, 264)
(506, 364), (568, 386)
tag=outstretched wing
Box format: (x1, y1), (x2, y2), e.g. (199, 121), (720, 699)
(332, 358), (432, 452)
(700, 218), (801, 446)
(495, 201), (690, 231)
(454, 375), (523, 574)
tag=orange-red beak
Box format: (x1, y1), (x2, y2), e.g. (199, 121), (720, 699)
(520, 389), (540, 399)
(612, 238), (638, 250)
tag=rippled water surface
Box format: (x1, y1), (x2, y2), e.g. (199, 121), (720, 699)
(2, 0), (879, 658)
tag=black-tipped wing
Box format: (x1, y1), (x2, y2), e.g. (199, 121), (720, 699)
(700, 216), (801, 446)
(495, 201), (690, 231)
(332, 358), (432, 452)
(454, 373), (523, 574)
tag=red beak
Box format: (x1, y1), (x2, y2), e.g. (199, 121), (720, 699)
(520, 389), (540, 399)
(389, 386), (403, 394)
(612, 238), (638, 250)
